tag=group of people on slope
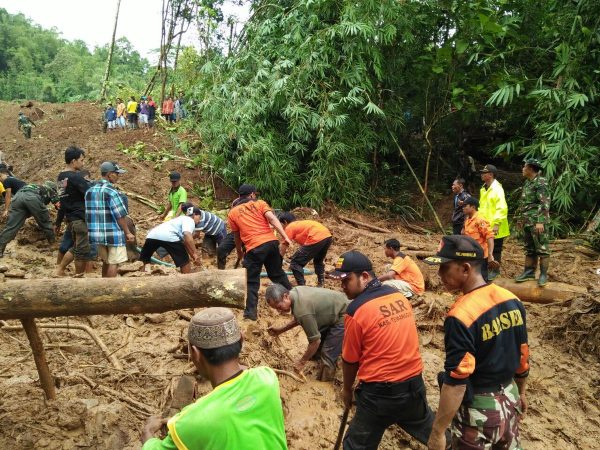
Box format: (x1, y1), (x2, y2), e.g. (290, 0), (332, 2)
(104, 92), (186, 131)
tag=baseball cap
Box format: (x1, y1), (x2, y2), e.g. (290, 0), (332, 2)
(328, 250), (373, 279)
(99, 161), (126, 174)
(188, 308), (242, 349)
(424, 235), (484, 265)
(238, 184), (258, 196)
(524, 158), (542, 169)
(463, 197), (479, 208)
(479, 164), (498, 174)
(169, 171), (181, 181)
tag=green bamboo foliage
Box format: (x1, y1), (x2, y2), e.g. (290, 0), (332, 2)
(188, 0), (412, 208)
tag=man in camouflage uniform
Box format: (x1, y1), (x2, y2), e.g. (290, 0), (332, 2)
(0, 181), (59, 257)
(514, 158), (551, 286)
(424, 235), (529, 450)
(17, 112), (36, 139)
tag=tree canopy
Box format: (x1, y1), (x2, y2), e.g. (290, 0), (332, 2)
(0, 8), (149, 102)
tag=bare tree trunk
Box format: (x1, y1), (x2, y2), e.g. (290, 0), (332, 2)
(0, 269), (246, 320)
(99, 0), (122, 102)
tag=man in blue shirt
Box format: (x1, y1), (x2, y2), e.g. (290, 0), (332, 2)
(85, 161), (134, 277)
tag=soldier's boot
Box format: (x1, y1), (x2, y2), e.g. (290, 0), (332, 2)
(514, 256), (537, 283)
(538, 256), (550, 287)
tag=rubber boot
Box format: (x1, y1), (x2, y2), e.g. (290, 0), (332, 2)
(514, 256), (537, 283)
(538, 256), (549, 287)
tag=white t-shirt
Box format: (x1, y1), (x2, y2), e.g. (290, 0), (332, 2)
(147, 216), (195, 242)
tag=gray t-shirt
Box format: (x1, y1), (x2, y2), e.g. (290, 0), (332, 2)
(290, 286), (349, 342)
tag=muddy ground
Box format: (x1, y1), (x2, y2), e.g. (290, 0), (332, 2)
(0, 101), (598, 449)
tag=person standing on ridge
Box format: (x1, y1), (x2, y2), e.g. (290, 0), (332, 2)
(514, 158), (551, 287)
(451, 178), (471, 235)
(478, 164), (509, 280)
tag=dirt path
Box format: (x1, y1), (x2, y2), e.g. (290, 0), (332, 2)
(0, 101), (598, 449)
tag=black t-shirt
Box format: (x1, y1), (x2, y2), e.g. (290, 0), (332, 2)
(57, 171), (90, 221)
(443, 283), (529, 388)
(2, 177), (26, 194)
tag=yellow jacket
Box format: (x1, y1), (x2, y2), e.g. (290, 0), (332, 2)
(479, 179), (510, 239)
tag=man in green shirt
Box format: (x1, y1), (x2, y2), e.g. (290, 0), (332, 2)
(141, 307), (288, 450)
(266, 283), (349, 381)
(160, 172), (188, 221)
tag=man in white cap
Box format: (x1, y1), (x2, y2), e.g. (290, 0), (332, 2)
(141, 307), (288, 450)
(85, 161), (134, 277)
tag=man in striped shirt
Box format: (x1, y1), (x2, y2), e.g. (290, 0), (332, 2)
(85, 161), (134, 278)
(180, 203), (227, 267)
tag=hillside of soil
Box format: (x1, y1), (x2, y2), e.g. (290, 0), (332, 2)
(0, 101), (598, 449)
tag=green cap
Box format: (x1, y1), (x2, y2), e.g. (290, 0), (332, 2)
(524, 158), (542, 169)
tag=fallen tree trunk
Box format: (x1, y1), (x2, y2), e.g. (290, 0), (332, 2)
(494, 278), (587, 304)
(338, 215), (391, 233)
(0, 269), (245, 320)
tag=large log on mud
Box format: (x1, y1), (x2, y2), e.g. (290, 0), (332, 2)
(0, 269), (245, 320)
(494, 278), (587, 304)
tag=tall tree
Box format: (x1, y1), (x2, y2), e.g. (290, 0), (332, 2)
(99, 0), (122, 101)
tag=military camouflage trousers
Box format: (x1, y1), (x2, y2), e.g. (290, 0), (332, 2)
(522, 225), (550, 257)
(451, 381), (523, 449)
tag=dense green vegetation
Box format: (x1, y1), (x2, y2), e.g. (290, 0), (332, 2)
(180, 0), (600, 226)
(0, 8), (149, 102)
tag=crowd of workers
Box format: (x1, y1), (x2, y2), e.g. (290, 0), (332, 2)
(0, 140), (550, 449)
(102, 92), (187, 132)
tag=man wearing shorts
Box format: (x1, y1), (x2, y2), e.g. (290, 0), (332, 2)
(140, 207), (202, 273)
(56, 147), (92, 275)
(85, 161), (135, 278)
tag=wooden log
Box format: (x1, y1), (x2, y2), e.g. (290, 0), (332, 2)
(20, 318), (56, 400)
(0, 269), (245, 320)
(494, 278), (587, 304)
(338, 215), (391, 234)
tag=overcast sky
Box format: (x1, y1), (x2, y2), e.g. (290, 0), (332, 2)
(0, 0), (249, 63)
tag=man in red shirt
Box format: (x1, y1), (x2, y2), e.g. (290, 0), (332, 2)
(278, 212), (333, 287)
(329, 250), (436, 449)
(228, 184), (293, 320)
